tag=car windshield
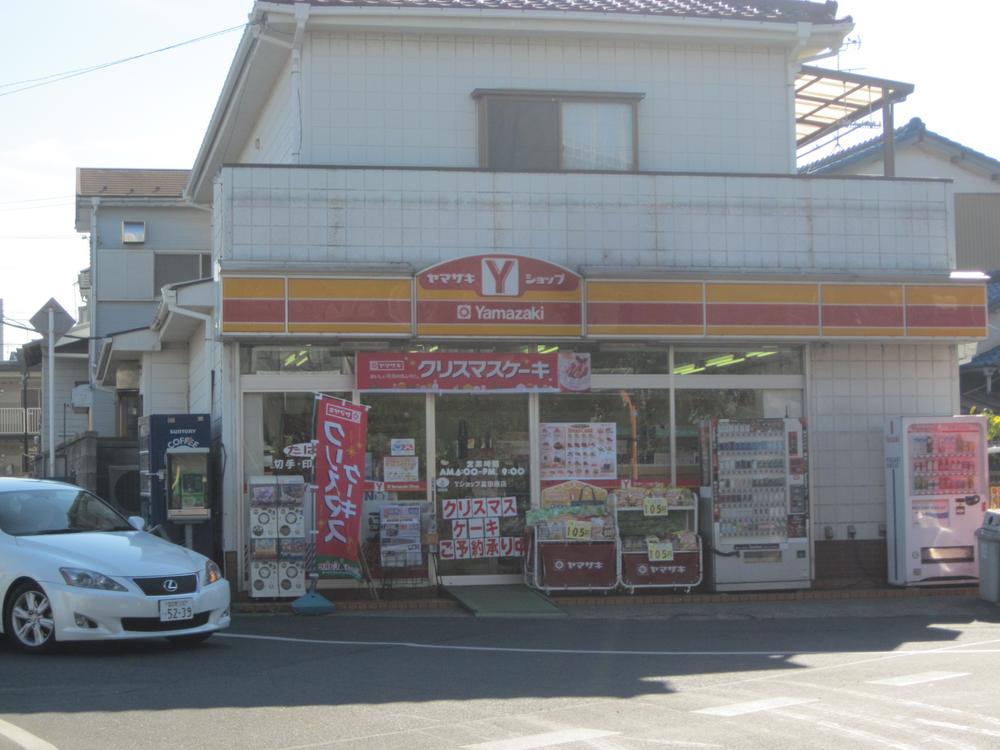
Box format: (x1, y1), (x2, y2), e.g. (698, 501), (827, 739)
(0, 487), (134, 536)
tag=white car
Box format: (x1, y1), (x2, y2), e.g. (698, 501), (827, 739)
(0, 477), (230, 652)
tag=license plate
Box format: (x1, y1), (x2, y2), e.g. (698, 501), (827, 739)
(158, 598), (194, 622)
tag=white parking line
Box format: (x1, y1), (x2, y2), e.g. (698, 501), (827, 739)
(0, 719), (58, 750)
(462, 729), (619, 750)
(867, 671), (969, 687)
(694, 696), (818, 716)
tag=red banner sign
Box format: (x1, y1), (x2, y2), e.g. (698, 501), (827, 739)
(357, 352), (590, 393)
(313, 395), (369, 579)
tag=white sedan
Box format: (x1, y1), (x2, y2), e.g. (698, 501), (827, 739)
(0, 477), (230, 652)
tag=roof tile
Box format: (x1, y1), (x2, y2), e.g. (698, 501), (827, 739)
(266, 0), (844, 23)
(76, 168), (189, 198)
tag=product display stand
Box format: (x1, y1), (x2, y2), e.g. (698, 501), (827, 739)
(524, 495), (619, 593)
(614, 485), (702, 592)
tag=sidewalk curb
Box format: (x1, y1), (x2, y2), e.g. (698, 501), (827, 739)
(232, 584), (981, 615)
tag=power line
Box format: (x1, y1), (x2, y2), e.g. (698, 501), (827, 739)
(0, 23), (246, 99)
(0, 202), (75, 213)
(0, 195), (73, 206)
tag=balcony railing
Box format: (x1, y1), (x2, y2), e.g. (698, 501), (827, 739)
(0, 408), (41, 436)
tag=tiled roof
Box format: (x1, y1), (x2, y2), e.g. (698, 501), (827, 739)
(801, 117), (1000, 176)
(76, 168), (189, 198)
(267, 0), (844, 23)
(963, 344), (1000, 370)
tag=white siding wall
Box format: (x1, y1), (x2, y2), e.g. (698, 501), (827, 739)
(302, 33), (793, 174)
(810, 343), (959, 541)
(221, 167), (951, 273)
(41, 355), (90, 456)
(240, 57), (299, 164)
(140, 347), (189, 415)
(188, 327), (213, 415)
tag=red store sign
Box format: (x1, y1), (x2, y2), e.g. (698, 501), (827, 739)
(357, 352), (590, 393)
(415, 254), (583, 338)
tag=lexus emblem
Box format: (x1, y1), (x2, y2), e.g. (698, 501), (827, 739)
(162, 579), (179, 593)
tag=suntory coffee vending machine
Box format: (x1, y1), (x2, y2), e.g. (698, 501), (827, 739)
(885, 415), (988, 586)
(700, 418), (810, 591)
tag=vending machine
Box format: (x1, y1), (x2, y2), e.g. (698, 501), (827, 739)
(699, 418), (810, 591)
(139, 413), (213, 552)
(885, 415), (988, 586)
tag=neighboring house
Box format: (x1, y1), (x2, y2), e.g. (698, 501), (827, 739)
(0, 354), (41, 476)
(34, 170), (216, 503)
(81, 0), (989, 592)
(803, 117), (1000, 271)
(803, 118), (1000, 412)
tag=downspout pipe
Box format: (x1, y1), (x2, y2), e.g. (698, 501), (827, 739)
(290, 3), (309, 164)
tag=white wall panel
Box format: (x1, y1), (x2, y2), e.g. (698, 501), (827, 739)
(302, 32), (792, 174)
(240, 57), (298, 164)
(140, 347), (190, 415)
(219, 166), (951, 273)
(809, 342), (959, 541)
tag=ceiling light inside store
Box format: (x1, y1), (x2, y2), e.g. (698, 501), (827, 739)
(950, 270), (989, 280)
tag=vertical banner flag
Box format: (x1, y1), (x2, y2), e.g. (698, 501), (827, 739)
(313, 395), (369, 579)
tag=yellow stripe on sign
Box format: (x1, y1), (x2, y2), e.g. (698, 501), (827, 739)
(588, 325), (704, 336)
(908, 327), (987, 338)
(823, 327), (905, 338)
(417, 324), (583, 337)
(706, 283), (819, 304)
(222, 277), (285, 299)
(288, 323), (413, 334)
(222, 322), (286, 333)
(416, 288), (582, 302)
(906, 285), (986, 306)
(822, 284), (903, 305)
(587, 281), (704, 303)
(706, 325), (819, 336)
(289, 278), (412, 300)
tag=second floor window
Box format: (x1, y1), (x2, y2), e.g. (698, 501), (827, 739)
(474, 90), (641, 172)
(154, 253), (212, 295)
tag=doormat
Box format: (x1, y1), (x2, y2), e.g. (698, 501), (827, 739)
(445, 585), (567, 618)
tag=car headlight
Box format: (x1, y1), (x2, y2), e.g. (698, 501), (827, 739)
(60, 568), (128, 592)
(203, 560), (222, 586)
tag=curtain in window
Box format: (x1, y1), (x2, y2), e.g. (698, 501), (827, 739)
(561, 102), (632, 170)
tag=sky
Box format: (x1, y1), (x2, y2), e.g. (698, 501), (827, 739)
(1, 0), (997, 358)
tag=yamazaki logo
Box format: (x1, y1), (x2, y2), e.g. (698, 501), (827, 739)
(417, 254), (580, 296)
(482, 258), (518, 296)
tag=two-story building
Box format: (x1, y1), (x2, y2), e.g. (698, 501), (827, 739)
(0, 354), (41, 477)
(85, 0), (987, 595)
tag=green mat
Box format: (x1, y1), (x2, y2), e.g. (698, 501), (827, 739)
(445, 585), (566, 618)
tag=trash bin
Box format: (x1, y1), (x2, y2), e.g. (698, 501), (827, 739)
(976, 511), (1000, 603)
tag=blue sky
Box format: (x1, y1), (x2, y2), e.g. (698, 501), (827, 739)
(0, 0), (995, 355)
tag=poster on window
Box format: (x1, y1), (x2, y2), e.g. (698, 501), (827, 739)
(313, 395), (369, 579)
(540, 423), (617, 481)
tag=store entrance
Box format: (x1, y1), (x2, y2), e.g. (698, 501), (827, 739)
(434, 394), (530, 580)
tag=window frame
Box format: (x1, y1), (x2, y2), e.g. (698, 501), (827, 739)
(472, 89), (643, 173)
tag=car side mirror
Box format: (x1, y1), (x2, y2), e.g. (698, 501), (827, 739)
(128, 516), (145, 531)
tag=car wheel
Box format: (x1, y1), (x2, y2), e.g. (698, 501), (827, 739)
(4, 581), (57, 653)
(166, 632), (213, 646)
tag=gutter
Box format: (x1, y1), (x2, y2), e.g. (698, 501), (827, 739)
(186, 14), (263, 204)
(156, 286), (214, 342)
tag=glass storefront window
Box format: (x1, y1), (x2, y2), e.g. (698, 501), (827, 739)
(539, 391), (671, 482)
(673, 347), (802, 376)
(674, 389), (803, 487)
(590, 350), (669, 375)
(240, 345), (352, 374)
(260, 393), (324, 480)
(434, 394), (531, 577)
(364, 394), (426, 490)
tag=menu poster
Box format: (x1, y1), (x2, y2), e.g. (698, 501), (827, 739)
(540, 422), (617, 481)
(384, 456), (419, 483)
